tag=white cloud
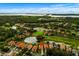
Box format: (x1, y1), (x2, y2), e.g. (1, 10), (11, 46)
(0, 4), (79, 14)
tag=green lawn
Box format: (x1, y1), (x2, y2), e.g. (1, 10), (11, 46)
(33, 31), (44, 36)
(45, 36), (79, 49)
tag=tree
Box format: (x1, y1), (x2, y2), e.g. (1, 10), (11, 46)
(0, 46), (10, 52)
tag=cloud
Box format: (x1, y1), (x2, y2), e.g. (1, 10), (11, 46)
(50, 4), (79, 8)
(0, 4), (79, 14)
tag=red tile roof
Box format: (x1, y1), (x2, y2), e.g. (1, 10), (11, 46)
(44, 44), (49, 49)
(27, 44), (33, 50)
(16, 42), (26, 49)
(32, 45), (38, 52)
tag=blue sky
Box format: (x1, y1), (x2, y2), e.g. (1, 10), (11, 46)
(0, 3), (79, 14)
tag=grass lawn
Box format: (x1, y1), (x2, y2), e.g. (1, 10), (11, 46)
(45, 36), (79, 49)
(33, 31), (44, 36)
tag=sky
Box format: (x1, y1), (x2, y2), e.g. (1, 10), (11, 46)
(0, 3), (79, 14)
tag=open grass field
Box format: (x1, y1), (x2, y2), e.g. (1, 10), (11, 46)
(46, 36), (79, 49)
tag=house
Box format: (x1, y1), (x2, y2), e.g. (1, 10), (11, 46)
(44, 43), (49, 49)
(15, 42), (26, 49)
(49, 44), (53, 49)
(58, 43), (66, 50)
(39, 42), (44, 55)
(15, 34), (25, 39)
(8, 40), (16, 46)
(24, 31), (31, 36)
(32, 45), (38, 52)
(33, 27), (48, 32)
(65, 45), (72, 52)
(39, 42), (44, 49)
(27, 44), (33, 50)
